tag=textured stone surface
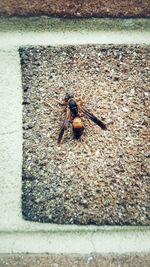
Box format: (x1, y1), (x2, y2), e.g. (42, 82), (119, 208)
(0, 0), (150, 17)
(20, 45), (150, 225)
(0, 254), (150, 267)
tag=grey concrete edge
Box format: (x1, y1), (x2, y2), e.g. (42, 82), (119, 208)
(0, 225), (150, 234)
(0, 16), (150, 32)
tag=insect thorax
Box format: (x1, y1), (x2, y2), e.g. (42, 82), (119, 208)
(69, 99), (78, 117)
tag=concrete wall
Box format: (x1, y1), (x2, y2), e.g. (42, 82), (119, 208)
(0, 17), (150, 255)
(0, 2), (150, 263)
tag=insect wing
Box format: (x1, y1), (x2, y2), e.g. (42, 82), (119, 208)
(57, 108), (70, 144)
(79, 106), (107, 130)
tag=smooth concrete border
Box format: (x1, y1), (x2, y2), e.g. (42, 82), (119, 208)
(0, 230), (150, 254)
(0, 17), (150, 254)
(0, 17), (150, 50)
(0, 31), (150, 51)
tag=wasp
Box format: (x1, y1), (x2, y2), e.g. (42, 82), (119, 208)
(57, 91), (107, 144)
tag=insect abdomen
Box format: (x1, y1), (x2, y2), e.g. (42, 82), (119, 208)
(72, 117), (84, 139)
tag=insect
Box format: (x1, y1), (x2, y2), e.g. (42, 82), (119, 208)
(57, 91), (107, 144)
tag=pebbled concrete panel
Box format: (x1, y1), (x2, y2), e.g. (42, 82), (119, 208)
(0, 254), (150, 267)
(0, 0), (149, 18)
(20, 45), (150, 225)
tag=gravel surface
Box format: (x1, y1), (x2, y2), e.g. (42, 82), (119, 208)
(20, 45), (150, 225)
(0, 0), (150, 17)
(1, 254), (150, 267)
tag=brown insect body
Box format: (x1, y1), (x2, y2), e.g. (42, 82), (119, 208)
(57, 92), (106, 144)
(72, 117), (84, 139)
(68, 97), (84, 139)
